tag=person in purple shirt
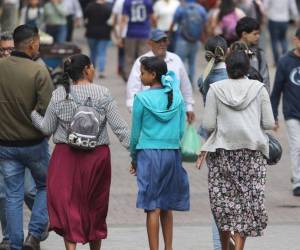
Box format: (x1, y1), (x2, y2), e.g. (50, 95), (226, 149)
(121, 0), (155, 80)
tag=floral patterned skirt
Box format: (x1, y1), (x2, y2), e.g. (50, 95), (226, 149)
(207, 149), (268, 237)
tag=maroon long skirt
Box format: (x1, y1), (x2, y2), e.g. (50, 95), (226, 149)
(47, 144), (111, 243)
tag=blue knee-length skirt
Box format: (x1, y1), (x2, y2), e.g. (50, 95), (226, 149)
(136, 149), (190, 212)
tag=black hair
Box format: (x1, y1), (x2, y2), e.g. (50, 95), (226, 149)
(225, 50), (250, 79)
(230, 41), (263, 82)
(58, 54), (92, 98)
(218, 0), (236, 21)
(140, 56), (173, 109)
(236, 17), (260, 38)
(0, 32), (13, 41)
(13, 24), (38, 47)
(205, 35), (228, 63)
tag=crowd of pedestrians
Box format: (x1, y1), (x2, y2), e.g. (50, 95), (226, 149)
(0, 0), (300, 250)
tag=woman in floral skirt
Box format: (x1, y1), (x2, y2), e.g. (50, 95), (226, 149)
(198, 50), (275, 250)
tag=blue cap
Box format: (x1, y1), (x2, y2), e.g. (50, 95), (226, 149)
(150, 29), (168, 42)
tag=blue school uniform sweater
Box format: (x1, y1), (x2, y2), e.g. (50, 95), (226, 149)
(130, 84), (186, 163)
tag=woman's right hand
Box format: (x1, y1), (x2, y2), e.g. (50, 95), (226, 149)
(196, 151), (207, 170)
(129, 163), (137, 176)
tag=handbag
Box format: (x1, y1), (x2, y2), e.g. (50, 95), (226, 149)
(266, 133), (282, 165)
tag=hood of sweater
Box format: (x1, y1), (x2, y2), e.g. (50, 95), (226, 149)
(136, 88), (184, 122)
(210, 78), (264, 111)
(288, 49), (300, 60)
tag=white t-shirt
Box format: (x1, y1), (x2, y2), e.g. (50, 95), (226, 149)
(153, 0), (180, 31)
(264, 0), (299, 22)
(112, 0), (127, 38)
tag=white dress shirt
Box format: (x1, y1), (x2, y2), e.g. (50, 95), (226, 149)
(63, 0), (83, 18)
(126, 51), (194, 111)
(264, 0), (299, 22)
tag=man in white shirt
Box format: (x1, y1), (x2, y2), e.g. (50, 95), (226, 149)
(264, 0), (300, 65)
(63, 0), (83, 41)
(126, 29), (195, 123)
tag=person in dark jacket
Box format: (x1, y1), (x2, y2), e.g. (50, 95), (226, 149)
(84, 0), (112, 79)
(0, 25), (53, 250)
(235, 16), (270, 93)
(271, 28), (300, 197)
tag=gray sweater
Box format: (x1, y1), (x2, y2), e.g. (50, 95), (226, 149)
(201, 78), (275, 157)
(31, 84), (130, 149)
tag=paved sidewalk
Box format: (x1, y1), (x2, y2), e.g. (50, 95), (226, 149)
(40, 224), (300, 250)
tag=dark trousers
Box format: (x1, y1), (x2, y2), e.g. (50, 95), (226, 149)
(66, 14), (74, 42)
(268, 20), (289, 65)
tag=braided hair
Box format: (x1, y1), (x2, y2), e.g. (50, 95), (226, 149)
(140, 56), (173, 109)
(57, 54), (91, 99)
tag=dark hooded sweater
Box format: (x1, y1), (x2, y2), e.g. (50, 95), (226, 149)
(271, 50), (300, 121)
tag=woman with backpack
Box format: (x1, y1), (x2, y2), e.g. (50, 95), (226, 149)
(129, 56), (190, 250)
(31, 54), (130, 250)
(210, 0), (245, 45)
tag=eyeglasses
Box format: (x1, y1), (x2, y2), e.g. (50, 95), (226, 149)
(0, 47), (14, 53)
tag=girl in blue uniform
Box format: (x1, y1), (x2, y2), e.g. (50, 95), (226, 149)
(129, 56), (190, 250)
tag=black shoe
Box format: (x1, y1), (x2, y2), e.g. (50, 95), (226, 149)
(0, 239), (10, 250)
(23, 234), (40, 250)
(293, 187), (300, 196)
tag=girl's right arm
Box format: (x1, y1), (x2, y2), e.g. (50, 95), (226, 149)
(130, 97), (144, 164)
(31, 98), (58, 136)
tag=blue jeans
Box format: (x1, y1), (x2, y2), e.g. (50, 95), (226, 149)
(212, 218), (221, 250)
(0, 139), (49, 250)
(0, 168), (36, 241)
(87, 38), (110, 73)
(46, 25), (67, 43)
(268, 20), (289, 65)
(175, 36), (200, 84)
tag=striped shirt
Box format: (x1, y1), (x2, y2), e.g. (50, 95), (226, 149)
(31, 84), (130, 149)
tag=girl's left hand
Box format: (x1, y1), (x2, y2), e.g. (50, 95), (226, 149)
(129, 163), (137, 176)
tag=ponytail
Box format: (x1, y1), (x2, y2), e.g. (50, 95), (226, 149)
(57, 54), (91, 99)
(166, 90), (173, 110)
(56, 71), (71, 99)
(139, 56), (174, 109)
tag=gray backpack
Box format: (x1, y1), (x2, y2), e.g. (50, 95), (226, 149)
(67, 92), (101, 150)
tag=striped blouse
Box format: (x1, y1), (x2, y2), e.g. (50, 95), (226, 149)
(31, 84), (130, 149)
